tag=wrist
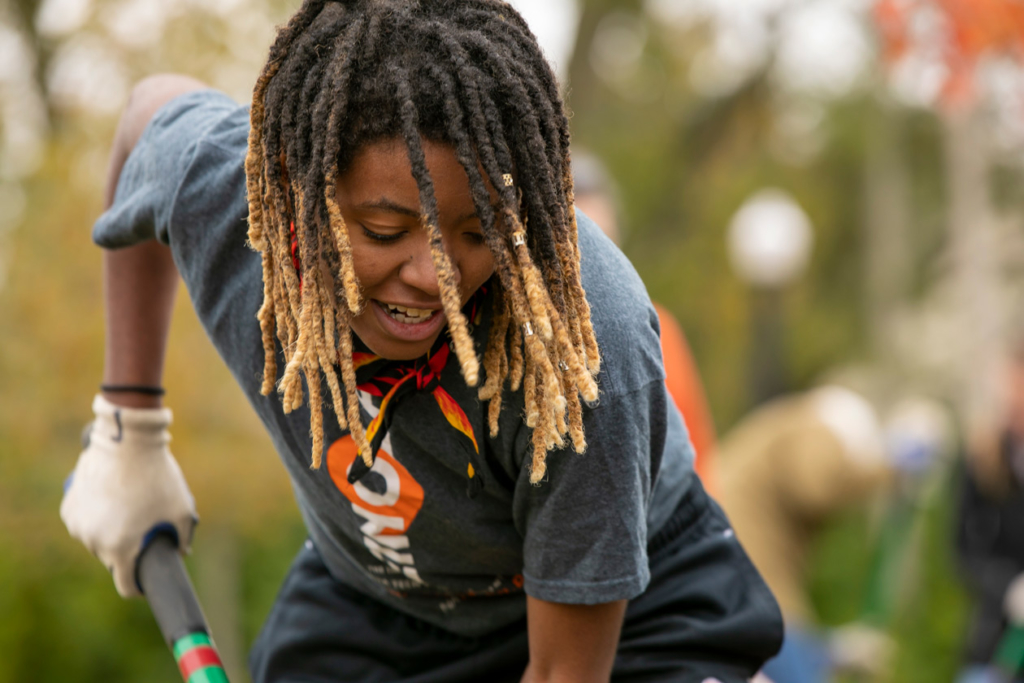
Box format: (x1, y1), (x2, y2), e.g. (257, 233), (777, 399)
(91, 394), (173, 444)
(101, 392), (163, 409)
(100, 384), (165, 409)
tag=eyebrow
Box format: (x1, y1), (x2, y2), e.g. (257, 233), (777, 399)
(353, 198), (421, 219)
(354, 198), (494, 225)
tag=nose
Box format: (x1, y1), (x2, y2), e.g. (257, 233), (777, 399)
(398, 237), (460, 298)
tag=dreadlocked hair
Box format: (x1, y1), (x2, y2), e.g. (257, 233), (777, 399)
(246, 0), (600, 483)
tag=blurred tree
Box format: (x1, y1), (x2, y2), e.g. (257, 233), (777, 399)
(877, 0), (1024, 106)
(568, 4), (869, 429)
(7, 0), (47, 88)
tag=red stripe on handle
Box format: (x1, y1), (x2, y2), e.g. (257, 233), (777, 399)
(178, 646), (224, 680)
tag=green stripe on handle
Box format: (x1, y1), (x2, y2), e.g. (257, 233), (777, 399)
(172, 631), (229, 683)
(187, 667), (230, 683)
(172, 632), (212, 659)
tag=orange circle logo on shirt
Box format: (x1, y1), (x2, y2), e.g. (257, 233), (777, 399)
(326, 434), (424, 535)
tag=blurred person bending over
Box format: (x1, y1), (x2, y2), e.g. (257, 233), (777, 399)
(58, 2), (783, 681)
(572, 152), (719, 492)
(718, 387), (895, 683)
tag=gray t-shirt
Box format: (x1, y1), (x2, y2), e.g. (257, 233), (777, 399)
(94, 89), (695, 637)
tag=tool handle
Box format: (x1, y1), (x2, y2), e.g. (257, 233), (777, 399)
(138, 534), (229, 683)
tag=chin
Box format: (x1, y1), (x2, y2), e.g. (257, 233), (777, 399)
(379, 344), (435, 361)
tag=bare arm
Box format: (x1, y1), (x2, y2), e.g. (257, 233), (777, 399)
(521, 596), (627, 683)
(100, 74), (206, 409)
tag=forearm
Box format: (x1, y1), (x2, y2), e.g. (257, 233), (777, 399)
(521, 596), (627, 683)
(101, 243), (178, 408)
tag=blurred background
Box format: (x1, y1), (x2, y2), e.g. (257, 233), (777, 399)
(4, 0), (1024, 680)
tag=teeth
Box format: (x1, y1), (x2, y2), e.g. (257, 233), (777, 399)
(382, 302), (435, 323)
(386, 303), (432, 317)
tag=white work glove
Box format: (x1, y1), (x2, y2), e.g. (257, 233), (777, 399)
(829, 622), (895, 677)
(60, 394), (197, 597)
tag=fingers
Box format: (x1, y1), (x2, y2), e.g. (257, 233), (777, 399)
(179, 514), (199, 554)
(113, 557), (142, 598)
(80, 421), (93, 449)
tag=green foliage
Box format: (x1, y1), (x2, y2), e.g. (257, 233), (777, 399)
(886, 477), (971, 683)
(807, 508), (876, 627)
(0, 541), (179, 683)
(568, 71), (874, 428)
(0, 526), (305, 682)
(804, 476), (971, 682)
(238, 519), (309, 649)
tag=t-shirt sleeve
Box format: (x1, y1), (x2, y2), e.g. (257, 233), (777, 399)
(512, 379), (669, 604)
(92, 89), (242, 249)
(507, 212), (683, 605)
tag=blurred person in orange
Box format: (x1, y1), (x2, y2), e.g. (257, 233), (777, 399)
(572, 152), (719, 493)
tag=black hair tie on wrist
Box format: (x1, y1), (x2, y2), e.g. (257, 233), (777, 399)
(100, 384), (166, 397)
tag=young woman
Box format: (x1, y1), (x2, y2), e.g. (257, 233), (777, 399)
(60, 1), (782, 680)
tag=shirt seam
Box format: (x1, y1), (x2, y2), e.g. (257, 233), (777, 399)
(522, 569), (647, 590)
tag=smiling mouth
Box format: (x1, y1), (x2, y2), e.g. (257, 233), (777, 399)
(379, 301), (440, 325)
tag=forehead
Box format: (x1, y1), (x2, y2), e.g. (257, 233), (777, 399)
(336, 137), (496, 215)
(341, 139), (461, 193)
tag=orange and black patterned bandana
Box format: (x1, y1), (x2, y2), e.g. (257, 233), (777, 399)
(347, 292), (487, 498)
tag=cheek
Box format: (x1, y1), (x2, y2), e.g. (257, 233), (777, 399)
(349, 245), (387, 289)
(460, 247), (495, 292)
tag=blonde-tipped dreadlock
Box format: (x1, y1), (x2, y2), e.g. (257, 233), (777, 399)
(245, 0), (600, 483)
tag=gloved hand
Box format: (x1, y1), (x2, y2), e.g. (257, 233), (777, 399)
(60, 394), (197, 597)
(829, 622), (896, 677)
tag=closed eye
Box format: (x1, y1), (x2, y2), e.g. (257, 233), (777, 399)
(361, 225), (404, 243)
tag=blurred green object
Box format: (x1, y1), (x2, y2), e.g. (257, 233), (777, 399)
(994, 626), (1024, 679)
(809, 470), (969, 683)
(858, 497), (916, 636)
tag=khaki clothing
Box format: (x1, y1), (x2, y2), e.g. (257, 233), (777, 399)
(718, 392), (890, 623)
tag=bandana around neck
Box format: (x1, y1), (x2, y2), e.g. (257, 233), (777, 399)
(347, 290), (487, 498)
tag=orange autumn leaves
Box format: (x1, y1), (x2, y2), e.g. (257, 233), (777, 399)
(875, 0), (1024, 105)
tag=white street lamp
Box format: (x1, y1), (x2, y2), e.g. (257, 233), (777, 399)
(727, 188), (814, 288)
(727, 188), (814, 404)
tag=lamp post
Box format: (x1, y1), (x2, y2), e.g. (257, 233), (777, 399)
(727, 188), (813, 405)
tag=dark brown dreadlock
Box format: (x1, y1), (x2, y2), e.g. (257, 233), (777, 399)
(246, 0), (600, 483)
